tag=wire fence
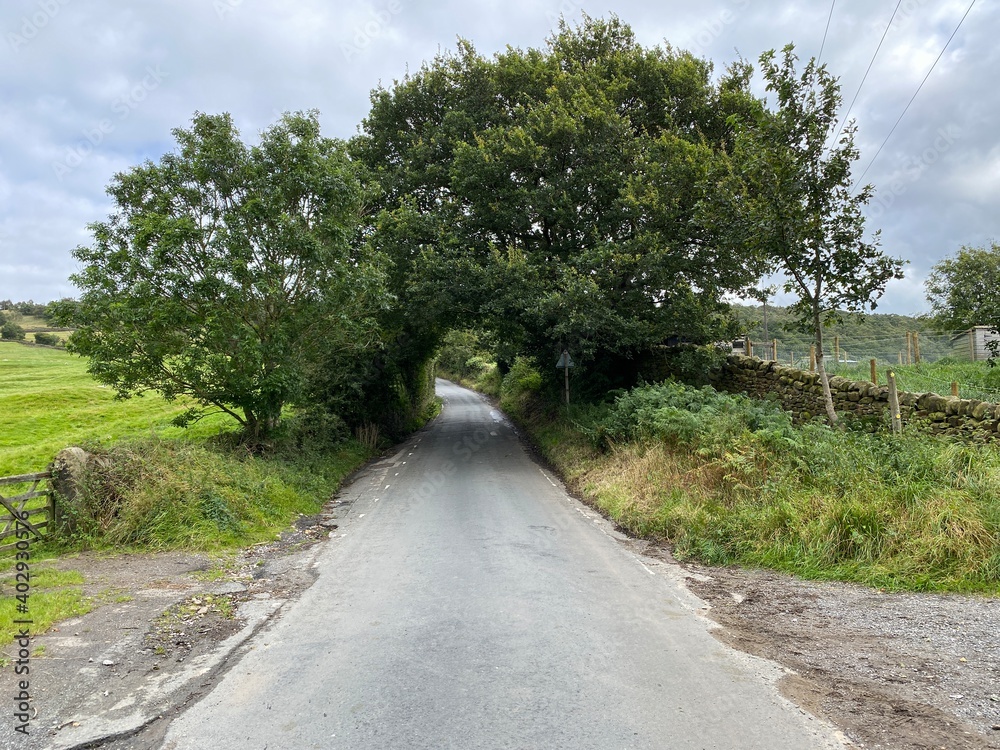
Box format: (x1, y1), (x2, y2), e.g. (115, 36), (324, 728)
(742, 329), (1000, 404)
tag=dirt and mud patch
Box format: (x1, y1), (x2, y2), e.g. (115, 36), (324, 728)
(0, 507), (345, 749)
(674, 559), (1000, 749)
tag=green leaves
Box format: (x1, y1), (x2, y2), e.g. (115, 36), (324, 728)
(704, 45), (906, 421)
(356, 16), (761, 388)
(925, 243), (1000, 335)
(67, 111), (388, 440)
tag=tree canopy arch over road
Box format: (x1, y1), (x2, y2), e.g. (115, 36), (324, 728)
(65, 17), (898, 437)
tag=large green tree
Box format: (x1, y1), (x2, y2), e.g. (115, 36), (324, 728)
(925, 242), (1000, 334)
(353, 16), (762, 391)
(707, 46), (905, 422)
(65, 111), (387, 439)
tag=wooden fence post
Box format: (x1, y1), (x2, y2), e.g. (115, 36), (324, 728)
(870, 359), (877, 385)
(886, 369), (903, 435)
(772, 339), (777, 361)
(809, 346), (816, 372)
(952, 381), (959, 398)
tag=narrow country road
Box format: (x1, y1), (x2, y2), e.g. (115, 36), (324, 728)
(161, 380), (845, 750)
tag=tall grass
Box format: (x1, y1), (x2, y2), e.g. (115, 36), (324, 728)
(61, 436), (371, 551)
(507, 375), (1000, 593)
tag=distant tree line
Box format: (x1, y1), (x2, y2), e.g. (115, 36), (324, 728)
(0, 301), (73, 343)
(58, 16), (904, 437)
(0, 299), (63, 318)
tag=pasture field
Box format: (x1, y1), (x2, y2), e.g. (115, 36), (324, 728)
(826, 358), (1000, 403)
(0, 341), (234, 477)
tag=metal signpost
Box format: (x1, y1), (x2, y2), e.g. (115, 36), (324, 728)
(556, 350), (574, 408)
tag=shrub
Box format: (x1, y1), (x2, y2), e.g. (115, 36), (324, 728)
(63, 435), (370, 550)
(464, 355), (492, 378)
(592, 380), (801, 457)
(661, 344), (728, 385)
(436, 330), (482, 379)
(499, 357), (543, 415)
(539, 378), (1000, 592)
(1, 322), (25, 341)
(279, 408), (351, 452)
(34, 332), (61, 346)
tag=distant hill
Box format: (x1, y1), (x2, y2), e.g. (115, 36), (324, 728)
(730, 304), (966, 363)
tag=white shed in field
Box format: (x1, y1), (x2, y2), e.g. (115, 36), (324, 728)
(963, 326), (1000, 361)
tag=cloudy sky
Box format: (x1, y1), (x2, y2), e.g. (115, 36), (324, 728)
(1, 0), (994, 314)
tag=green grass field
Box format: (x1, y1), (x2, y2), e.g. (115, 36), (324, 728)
(0, 341), (235, 477)
(826, 359), (1000, 403)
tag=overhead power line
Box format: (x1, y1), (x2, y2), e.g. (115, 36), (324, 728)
(818, 0), (837, 63)
(853, 0), (978, 189)
(826, 0), (903, 151)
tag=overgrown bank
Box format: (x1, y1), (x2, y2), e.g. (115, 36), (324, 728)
(477, 359), (1000, 594)
(56, 436), (372, 551)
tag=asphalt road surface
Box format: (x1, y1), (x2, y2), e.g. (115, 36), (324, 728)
(161, 379), (845, 750)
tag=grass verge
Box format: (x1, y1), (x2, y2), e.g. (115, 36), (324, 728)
(502, 377), (1000, 594)
(58, 436), (372, 551)
(0, 342), (387, 645)
(0, 566), (91, 649)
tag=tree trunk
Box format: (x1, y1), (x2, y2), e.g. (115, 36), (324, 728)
(243, 410), (261, 441)
(814, 313), (838, 423)
(243, 398), (283, 441)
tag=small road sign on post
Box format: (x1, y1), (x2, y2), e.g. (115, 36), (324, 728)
(556, 350), (574, 408)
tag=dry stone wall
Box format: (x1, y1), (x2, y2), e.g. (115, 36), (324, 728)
(712, 355), (1000, 440)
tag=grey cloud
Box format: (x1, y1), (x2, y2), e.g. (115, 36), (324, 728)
(0, 0), (994, 313)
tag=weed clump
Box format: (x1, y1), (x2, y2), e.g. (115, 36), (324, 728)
(59, 435), (371, 551)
